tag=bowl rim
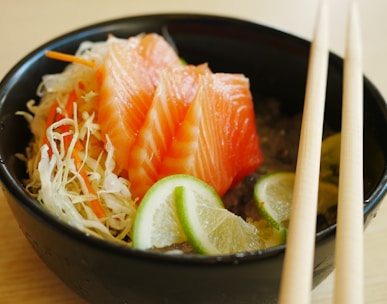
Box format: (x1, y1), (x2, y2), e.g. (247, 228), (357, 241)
(1, 12), (386, 265)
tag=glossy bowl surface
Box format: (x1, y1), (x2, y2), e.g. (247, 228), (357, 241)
(0, 14), (386, 304)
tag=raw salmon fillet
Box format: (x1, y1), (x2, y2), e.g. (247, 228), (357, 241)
(97, 34), (182, 172)
(128, 64), (211, 199)
(158, 73), (263, 196)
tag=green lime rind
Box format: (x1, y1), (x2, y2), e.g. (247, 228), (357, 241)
(132, 174), (223, 250)
(176, 186), (264, 255)
(264, 226), (287, 247)
(253, 218), (287, 247)
(253, 171), (339, 231)
(255, 201), (282, 231)
(174, 185), (224, 254)
(253, 171), (295, 230)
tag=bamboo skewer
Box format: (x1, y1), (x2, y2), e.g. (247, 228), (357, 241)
(278, 1), (330, 303)
(334, 2), (364, 303)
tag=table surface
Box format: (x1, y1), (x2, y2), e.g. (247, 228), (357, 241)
(1, 1), (386, 303)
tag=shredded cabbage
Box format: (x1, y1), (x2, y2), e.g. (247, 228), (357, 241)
(23, 38), (137, 244)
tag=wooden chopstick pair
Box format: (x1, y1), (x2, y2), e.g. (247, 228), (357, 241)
(278, 1), (363, 304)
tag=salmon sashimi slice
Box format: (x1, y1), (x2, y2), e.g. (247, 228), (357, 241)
(128, 64), (211, 199)
(97, 34), (182, 172)
(158, 73), (263, 196)
(213, 73), (264, 186)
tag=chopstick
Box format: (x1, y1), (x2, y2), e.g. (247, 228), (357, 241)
(278, 1), (330, 303)
(278, 1), (364, 303)
(334, 2), (364, 304)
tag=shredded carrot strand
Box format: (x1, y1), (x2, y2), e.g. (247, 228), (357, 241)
(43, 89), (105, 218)
(66, 91), (84, 152)
(78, 81), (86, 90)
(46, 101), (59, 127)
(95, 68), (103, 86)
(66, 90), (105, 218)
(45, 50), (95, 68)
(61, 90), (77, 150)
(72, 149), (106, 218)
(66, 89), (77, 110)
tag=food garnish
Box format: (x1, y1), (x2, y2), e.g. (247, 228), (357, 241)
(254, 171), (339, 231)
(132, 174), (223, 250)
(175, 183), (264, 254)
(45, 50), (96, 68)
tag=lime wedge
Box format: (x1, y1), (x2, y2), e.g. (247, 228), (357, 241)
(175, 186), (264, 255)
(132, 174), (222, 250)
(254, 171), (338, 230)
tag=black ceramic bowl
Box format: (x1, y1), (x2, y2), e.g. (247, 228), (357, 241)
(0, 14), (386, 304)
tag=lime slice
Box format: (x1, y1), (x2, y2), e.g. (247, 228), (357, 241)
(254, 172), (294, 230)
(175, 186), (264, 255)
(132, 174), (222, 250)
(320, 132), (341, 185)
(254, 171), (338, 230)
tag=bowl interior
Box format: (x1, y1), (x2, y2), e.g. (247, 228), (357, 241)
(0, 14), (386, 263)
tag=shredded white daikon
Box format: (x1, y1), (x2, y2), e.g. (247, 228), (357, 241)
(23, 38), (137, 244)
